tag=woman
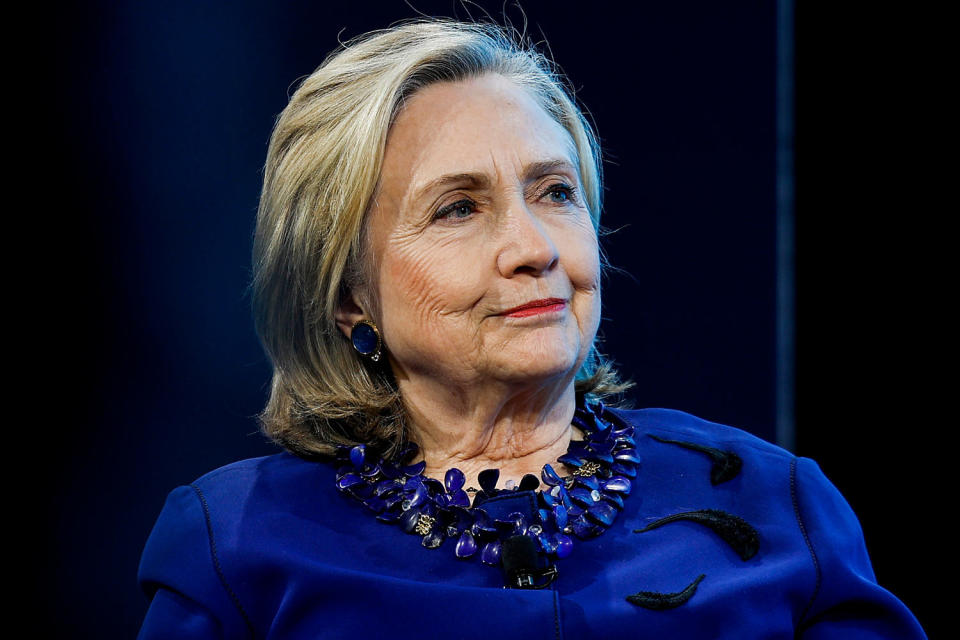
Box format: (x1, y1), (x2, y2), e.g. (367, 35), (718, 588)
(137, 19), (925, 639)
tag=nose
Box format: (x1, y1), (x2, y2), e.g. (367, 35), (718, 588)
(496, 201), (560, 278)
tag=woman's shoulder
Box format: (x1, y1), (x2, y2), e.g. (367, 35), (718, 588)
(139, 451), (342, 588)
(606, 406), (794, 463)
(183, 450), (341, 513)
(191, 450), (330, 486)
(602, 405), (799, 512)
(137, 452), (351, 637)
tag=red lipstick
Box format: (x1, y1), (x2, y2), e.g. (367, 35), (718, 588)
(500, 298), (567, 318)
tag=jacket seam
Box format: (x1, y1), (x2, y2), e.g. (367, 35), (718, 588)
(191, 483), (257, 640)
(791, 458), (821, 630)
(552, 588), (562, 640)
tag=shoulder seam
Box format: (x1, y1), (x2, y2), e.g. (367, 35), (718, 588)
(791, 458), (822, 629)
(552, 588), (562, 640)
(190, 483), (257, 640)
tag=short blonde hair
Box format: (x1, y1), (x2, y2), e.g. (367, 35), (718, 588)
(253, 18), (626, 459)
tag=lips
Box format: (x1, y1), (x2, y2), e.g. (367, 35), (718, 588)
(499, 298), (567, 317)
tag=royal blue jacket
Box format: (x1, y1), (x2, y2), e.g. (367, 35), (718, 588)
(137, 408), (926, 638)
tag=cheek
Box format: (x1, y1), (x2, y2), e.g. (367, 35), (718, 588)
(558, 223), (602, 293)
(559, 226), (603, 340)
(576, 248), (602, 293)
(377, 239), (481, 337)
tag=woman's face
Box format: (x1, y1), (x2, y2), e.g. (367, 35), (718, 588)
(360, 74), (601, 392)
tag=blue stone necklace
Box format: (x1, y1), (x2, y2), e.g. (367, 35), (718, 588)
(333, 401), (640, 568)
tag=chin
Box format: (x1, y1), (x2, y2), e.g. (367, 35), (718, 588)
(480, 325), (590, 384)
(491, 346), (581, 385)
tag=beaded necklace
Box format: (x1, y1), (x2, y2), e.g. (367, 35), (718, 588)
(333, 401), (640, 567)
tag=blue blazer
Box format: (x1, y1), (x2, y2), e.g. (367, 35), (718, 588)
(137, 408), (926, 638)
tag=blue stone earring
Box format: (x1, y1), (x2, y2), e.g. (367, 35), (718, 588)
(351, 319), (383, 362)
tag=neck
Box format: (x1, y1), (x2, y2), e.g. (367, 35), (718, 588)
(400, 376), (582, 494)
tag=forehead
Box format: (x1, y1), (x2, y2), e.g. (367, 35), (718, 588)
(380, 74), (578, 197)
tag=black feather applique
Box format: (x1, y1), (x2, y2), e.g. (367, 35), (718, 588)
(623, 430), (758, 611)
(648, 434), (743, 484)
(626, 574), (706, 610)
(634, 509), (760, 561)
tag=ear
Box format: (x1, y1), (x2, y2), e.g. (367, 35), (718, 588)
(334, 290), (367, 340)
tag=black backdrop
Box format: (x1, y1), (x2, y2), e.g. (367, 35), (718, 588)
(37, 1), (939, 636)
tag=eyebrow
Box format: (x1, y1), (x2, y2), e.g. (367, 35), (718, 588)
(411, 158), (578, 202)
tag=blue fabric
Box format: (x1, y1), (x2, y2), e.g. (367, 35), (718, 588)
(137, 408), (926, 639)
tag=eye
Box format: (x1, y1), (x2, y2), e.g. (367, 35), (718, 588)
(542, 183), (577, 204)
(434, 198), (477, 221)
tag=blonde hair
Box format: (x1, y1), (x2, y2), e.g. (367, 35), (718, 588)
(252, 18), (627, 459)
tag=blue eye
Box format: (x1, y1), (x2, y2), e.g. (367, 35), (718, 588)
(434, 199), (476, 220)
(544, 183), (576, 203)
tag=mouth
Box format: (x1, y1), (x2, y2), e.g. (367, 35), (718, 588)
(499, 298), (567, 318)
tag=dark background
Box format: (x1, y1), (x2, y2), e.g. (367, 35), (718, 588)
(35, 0), (939, 636)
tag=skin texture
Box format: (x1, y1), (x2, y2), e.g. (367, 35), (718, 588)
(336, 74), (601, 493)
